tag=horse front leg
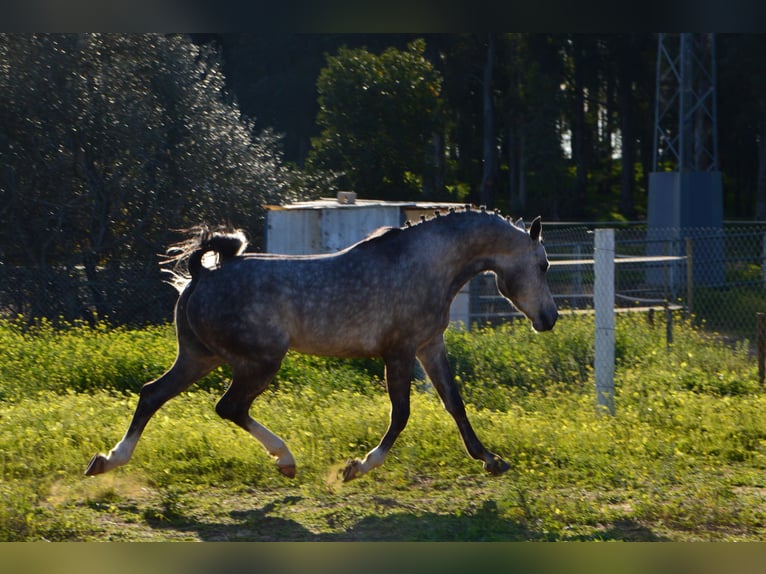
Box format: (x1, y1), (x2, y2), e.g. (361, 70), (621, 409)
(417, 335), (510, 476)
(342, 353), (413, 482)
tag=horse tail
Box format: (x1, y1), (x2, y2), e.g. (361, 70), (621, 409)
(162, 225), (248, 292)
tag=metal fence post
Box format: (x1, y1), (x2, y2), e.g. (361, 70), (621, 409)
(594, 228), (615, 415)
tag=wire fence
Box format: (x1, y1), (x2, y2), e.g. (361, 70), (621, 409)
(470, 223), (766, 343)
(3, 222), (766, 340)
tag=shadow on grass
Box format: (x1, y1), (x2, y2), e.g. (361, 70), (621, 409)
(145, 496), (668, 542)
(563, 519), (668, 542)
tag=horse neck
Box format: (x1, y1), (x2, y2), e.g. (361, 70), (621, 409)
(428, 214), (527, 295)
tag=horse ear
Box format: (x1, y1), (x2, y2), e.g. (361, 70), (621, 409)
(514, 217), (525, 230)
(530, 216), (542, 241)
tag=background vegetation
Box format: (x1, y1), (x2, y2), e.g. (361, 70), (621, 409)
(1, 314), (763, 541)
(210, 33), (766, 219)
(307, 39), (444, 198)
(0, 33), (334, 324)
(2, 34), (766, 324)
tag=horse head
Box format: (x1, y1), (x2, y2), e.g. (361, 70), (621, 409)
(494, 216), (558, 332)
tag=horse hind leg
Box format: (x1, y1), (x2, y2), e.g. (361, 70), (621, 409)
(215, 357), (296, 478)
(84, 347), (220, 476)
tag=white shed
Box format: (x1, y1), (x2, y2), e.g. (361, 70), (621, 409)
(264, 194), (471, 327)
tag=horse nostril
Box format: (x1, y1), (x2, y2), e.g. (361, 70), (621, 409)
(536, 308), (558, 331)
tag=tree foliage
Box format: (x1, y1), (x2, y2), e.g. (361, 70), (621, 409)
(0, 33), (328, 324)
(217, 34), (766, 221)
(308, 39), (443, 199)
(3, 33), (766, 324)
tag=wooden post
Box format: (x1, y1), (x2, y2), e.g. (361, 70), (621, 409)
(573, 243), (583, 309)
(762, 235), (766, 288)
(665, 300), (674, 347)
(594, 229), (615, 415)
(685, 237), (694, 317)
(759, 313), (765, 385)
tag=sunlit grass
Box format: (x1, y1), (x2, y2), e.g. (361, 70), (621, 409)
(0, 314), (764, 540)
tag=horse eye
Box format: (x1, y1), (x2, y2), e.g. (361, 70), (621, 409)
(540, 262), (549, 273)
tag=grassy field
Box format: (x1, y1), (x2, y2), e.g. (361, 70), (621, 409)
(0, 314), (764, 541)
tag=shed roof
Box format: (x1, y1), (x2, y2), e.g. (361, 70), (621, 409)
(264, 197), (467, 211)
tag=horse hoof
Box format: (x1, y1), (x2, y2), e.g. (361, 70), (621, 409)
(342, 459), (363, 482)
(278, 464), (296, 478)
(85, 453), (108, 476)
(483, 456), (510, 476)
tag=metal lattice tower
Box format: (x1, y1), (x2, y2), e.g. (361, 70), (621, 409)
(652, 33), (719, 172)
(648, 32), (723, 287)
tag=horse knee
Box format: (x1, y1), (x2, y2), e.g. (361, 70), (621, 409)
(138, 360), (206, 411)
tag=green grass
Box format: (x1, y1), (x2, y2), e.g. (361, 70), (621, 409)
(0, 315), (764, 541)
(693, 285), (766, 337)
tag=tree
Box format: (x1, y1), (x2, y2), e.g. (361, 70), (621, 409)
(496, 34), (569, 217)
(0, 33), (328, 324)
(190, 33), (762, 221)
(212, 34), (339, 167)
(717, 34), (766, 219)
(562, 35), (599, 219)
(307, 39), (443, 199)
(480, 33), (497, 209)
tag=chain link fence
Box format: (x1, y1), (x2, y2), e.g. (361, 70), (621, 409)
(3, 222), (766, 338)
(0, 262), (177, 326)
(470, 223), (766, 343)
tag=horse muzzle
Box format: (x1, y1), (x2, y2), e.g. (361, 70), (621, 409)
(532, 307), (558, 332)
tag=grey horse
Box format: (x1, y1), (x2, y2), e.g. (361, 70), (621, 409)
(85, 207), (557, 481)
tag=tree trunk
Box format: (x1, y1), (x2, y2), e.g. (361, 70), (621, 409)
(619, 104), (636, 218)
(618, 39), (636, 218)
(604, 54), (615, 162)
(423, 130), (445, 198)
(481, 33), (496, 209)
(572, 39), (588, 218)
(757, 102), (766, 220)
(508, 126), (527, 214)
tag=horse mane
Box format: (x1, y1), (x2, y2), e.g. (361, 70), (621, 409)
(400, 205), (517, 233)
(351, 206), (520, 249)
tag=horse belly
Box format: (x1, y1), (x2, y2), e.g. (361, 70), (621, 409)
(287, 302), (444, 359)
(288, 320), (386, 358)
